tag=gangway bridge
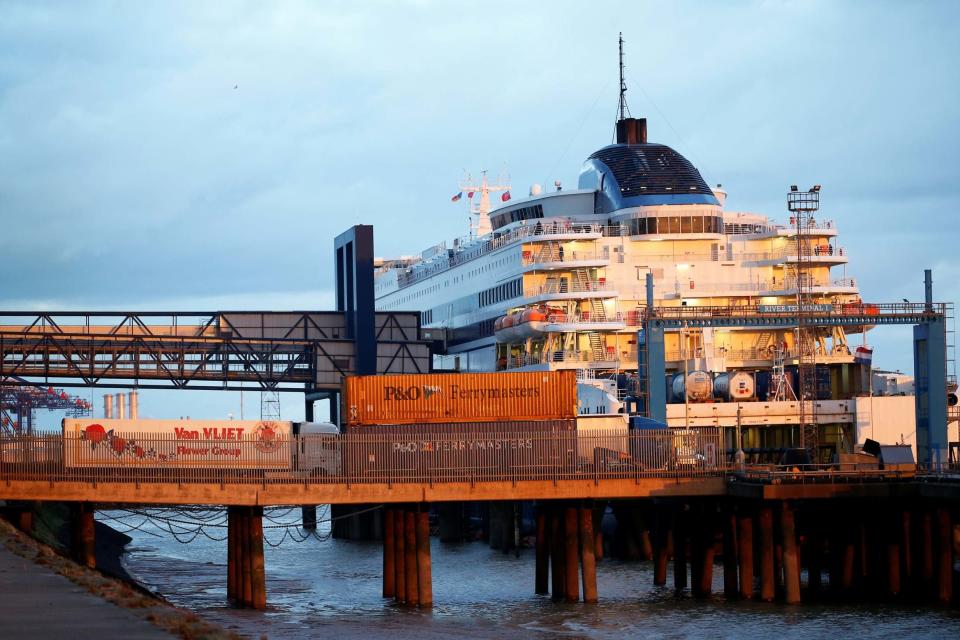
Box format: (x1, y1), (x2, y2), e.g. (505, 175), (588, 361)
(0, 310), (431, 392)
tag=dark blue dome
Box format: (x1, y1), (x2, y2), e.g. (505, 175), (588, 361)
(579, 143), (718, 213)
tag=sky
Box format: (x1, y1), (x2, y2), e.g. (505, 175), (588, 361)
(2, 0), (958, 421)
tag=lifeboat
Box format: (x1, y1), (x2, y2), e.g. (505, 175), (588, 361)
(495, 312), (521, 343)
(514, 307), (549, 338)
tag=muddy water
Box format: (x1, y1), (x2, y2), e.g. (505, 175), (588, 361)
(114, 511), (958, 639)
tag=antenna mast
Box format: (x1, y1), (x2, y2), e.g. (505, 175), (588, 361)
(618, 32), (631, 120)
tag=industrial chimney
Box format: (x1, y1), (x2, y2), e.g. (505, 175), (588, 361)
(103, 394), (114, 419)
(116, 393), (126, 420)
(129, 391), (139, 420)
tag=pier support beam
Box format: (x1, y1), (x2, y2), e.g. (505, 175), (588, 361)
(758, 505), (775, 602)
(394, 506), (406, 604)
(737, 508), (754, 600)
(549, 505), (565, 602)
(672, 506), (688, 594)
(249, 506), (266, 610)
(404, 509), (419, 607)
(780, 503), (801, 604)
(579, 502), (598, 604)
(936, 507), (953, 604)
(722, 505), (738, 599)
(301, 506), (317, 530)
(535, 508), (549, 595)
(416, 506), (433, 608)
(652, 506), (670, 587)
(564, 505), (579, 602)
(72, 502), (96, 569)
(383, 508), (395, 598)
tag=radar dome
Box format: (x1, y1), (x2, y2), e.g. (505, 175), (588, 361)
(529, 183), (543, 196)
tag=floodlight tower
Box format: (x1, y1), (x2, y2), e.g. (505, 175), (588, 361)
(787, 184), (821, 460)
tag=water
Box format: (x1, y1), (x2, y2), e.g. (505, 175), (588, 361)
(112, 510), (958, 639)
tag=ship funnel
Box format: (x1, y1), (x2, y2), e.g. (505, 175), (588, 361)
(616, 117), (647, 144)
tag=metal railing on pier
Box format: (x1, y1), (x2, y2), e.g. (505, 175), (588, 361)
(0, 428), (727, 486)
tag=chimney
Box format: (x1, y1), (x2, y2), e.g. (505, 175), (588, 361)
(116, 393), (126, 420)
(615, 117), (647, 144)
(129, 391), (139, 420)
(103, 394), (113, 419)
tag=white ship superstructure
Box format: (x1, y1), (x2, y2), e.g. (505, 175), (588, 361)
(376, 127), (862, 378)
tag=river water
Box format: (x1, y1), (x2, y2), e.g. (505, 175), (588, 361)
(110, 509), (958, 639)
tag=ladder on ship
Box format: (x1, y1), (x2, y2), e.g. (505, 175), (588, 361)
(587, 332), (605, 362)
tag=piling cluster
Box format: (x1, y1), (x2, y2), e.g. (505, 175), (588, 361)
(534, 500), (599, 602)
(382, 505), (433, 607)
(227, 506), (266, 609)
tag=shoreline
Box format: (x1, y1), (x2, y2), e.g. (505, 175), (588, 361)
(0, 511), (243, 640)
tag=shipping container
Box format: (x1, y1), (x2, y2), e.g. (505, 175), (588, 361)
(340, 419), (577, 480)
(342, 371), (578, 427)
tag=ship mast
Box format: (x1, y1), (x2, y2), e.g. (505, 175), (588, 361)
(459, 170), (510, 239)
(618, 32), (631, 121)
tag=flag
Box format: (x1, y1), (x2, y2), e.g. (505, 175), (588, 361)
(467, 191), (475, 198)
(501, 191), (511, 202)
(451, 192), (462, 202)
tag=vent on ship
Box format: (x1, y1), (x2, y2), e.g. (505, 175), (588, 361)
(588, 144), (714, 197)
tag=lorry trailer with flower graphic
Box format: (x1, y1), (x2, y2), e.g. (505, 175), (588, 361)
(62, 418), (339, 472)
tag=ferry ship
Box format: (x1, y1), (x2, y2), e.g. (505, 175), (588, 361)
(374, 42), (904, 461)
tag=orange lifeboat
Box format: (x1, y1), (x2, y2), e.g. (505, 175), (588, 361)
(494, 316), (505, 332)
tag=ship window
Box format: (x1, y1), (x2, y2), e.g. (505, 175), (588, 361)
(681, 217), (692, 233)
(692, 216), (703, 233)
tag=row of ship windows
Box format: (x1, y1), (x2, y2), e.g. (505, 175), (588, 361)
(478, 278), (523, 308)
(626, 215), (724, 235)
(490, 204), (544, 230)
(452, 253), (520, 283)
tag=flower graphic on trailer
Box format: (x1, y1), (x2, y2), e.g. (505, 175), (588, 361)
(254, 422), (282, 454)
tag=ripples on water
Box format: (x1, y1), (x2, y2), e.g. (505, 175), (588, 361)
(113, 511), (958, 639)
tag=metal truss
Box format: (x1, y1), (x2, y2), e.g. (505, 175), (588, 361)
(0, 311), (430, 392)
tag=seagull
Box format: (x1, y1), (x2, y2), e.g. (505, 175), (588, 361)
(234, 85), (238, 89)
(902, 298), (909, 303)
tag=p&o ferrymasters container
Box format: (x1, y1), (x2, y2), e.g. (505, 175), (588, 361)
(342, 371), (578, 427)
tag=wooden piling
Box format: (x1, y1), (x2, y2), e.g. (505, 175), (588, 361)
(249, 506), (267, 610)
(549, 506), (565, 601)
(840, 522), (856, 594)
(921, 510), (934, 595)
(405, 509), (419, 607)
(16, 507), (33, 533)
(240, 509), (252, 607)
(579, 503), (598, 604)
(383, 508), (395, 598)
(673, 506), (688, 594)
(227, 507), (237, 602)
(806, 523), (822, 596)
(653, 507), (669, 587)
(394, 507), (406, 603)
(698, 513), (715, 598)
(301, 505), (317, 530)
(723, 506), (738, 599)
(76, 503), (96, 570)
(900, 509), (912, 587)
(758, 505), (775, 602)
(737, 510), (754, 600)
(535, 508), (549, 595)
(936, 507), (953, 604)
(564, 505), (580, 602)
(416, 507), (432, 608)
(780, 503), (801, 604)
(887, 510), (901, 598)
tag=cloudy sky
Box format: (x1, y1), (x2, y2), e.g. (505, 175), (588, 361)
(2, 1), (957, 420)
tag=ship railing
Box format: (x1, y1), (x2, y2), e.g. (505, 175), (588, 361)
(525, 281), (615, 296)
(541, 312), (625, 325)
(522, 248), (609, 265)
